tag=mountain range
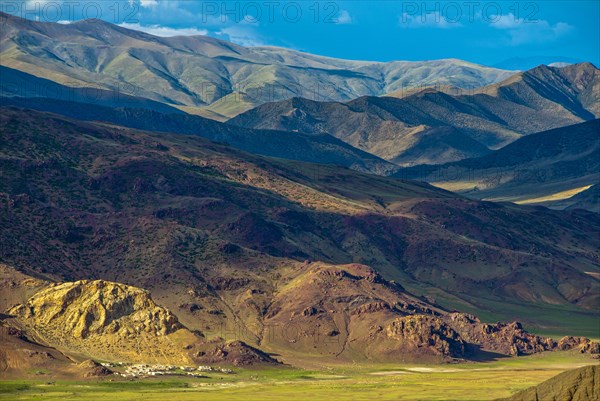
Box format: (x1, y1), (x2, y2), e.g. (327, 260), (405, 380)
(0, 11), (599, 374)
(3, 12), (597, 179)
(492, 56), (584, 71)
(0, 11), (513, 119)
(230, 63), (600, 165)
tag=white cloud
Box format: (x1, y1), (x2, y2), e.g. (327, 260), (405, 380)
(334, 10), (352, 25)
(216, 26), (264, 47)
(118, 23), (208, 37)
(129, 0), (233, 25)
(488, 13), (573, 45)
(140, 0), (158, 9)
(116, 22), (264, 47)
(399, 12), (462, 29)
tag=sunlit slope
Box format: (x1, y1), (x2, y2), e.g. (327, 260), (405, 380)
(398, 119), (600, 211)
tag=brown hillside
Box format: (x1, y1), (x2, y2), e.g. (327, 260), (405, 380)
(1, 107), (599, 362)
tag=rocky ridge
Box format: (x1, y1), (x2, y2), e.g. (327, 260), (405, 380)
(259, 263), (599, 361)
(7, 279), (276, 366)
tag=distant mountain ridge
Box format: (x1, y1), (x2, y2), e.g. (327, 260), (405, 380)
(0, 65), (185, 114)
(0, 96), (397, 176)
(229, 63), (600, 165)
(493, 56), (584, 70)
(229, 95), (495, 166)
(0, 11), (514, 119)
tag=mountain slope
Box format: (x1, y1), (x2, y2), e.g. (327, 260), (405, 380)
(0, 95), (397, 175)
(229, 95), (498, 165)
(0, 323), (86, 379)
(1, 106), (599, 349)
(476, 63), (600, 119)
(2, 272), (278, 367)
(0, 65), (184, 114)
(0, 12), (513, 118)
(564, 184), (600, 213)
(398, 120), (600, 208)
(230, 63), (599, 165)
(496, 365), (599, 401)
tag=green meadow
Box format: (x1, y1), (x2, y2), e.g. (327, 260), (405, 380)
(2, 351), (597, 401)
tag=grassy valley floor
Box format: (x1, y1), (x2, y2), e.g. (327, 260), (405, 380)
(1, 351), (598, 401)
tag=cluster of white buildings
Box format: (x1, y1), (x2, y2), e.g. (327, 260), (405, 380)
(103, 363), (234, 378)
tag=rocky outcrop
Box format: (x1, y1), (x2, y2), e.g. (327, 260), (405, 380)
(446, 313), (600, 356)
(446, 313), (551, 356)
(557, 336), (600, 354)
(8, 280), (191, 364)
(7, 279), (281, 367)
(260, 263), (599, 361)
(10, 280), (182, 339)
(385, 316), (467, 358)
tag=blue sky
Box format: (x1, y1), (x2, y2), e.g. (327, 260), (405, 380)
(4, 1), (599, 67)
